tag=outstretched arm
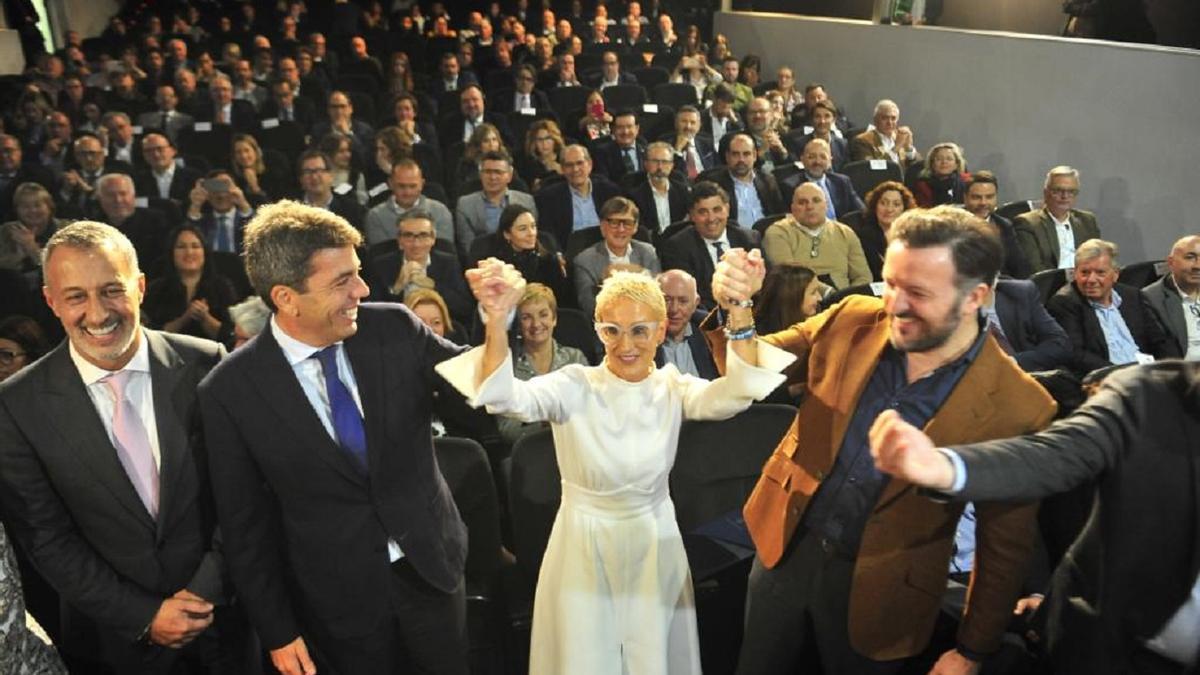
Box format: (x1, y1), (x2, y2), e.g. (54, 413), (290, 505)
(466, 258), (526, 388)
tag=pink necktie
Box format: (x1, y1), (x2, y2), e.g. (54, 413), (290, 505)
(103, 370), (159, 518)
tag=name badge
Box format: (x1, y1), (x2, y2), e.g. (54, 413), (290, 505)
(869, 159), (888, 170)
(802, 125), (814, 135)
(1134, 352), (1155, 365)
(194, 121), (213, 132)
(261, 118), (280, 129)
(131, 125), (144, 135)
(869, 282), (885, 296)
(333, 183), (353, 196)
(134, 197), (149, 208)
(519, 107), (536, 116)
(368, 182), (389, 197)
(643, 103), (659, 113)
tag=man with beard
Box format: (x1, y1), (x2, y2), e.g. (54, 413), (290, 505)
(0, 221), (256, 673)
(627, 141), (690, 242)
(711, 205), (1054, 674)
(698, 133), (783, 233)
(1144, 234), (1200, 361)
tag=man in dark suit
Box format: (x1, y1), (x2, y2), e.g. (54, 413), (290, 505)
(136, 85), (197, 145)
(535, 143), (622, 249)
(93, 174), (171, 273)
(963, 171), (1031, 279)
(429, 52), (480, 98)
(700, 84), (743, 153)
(590, 109), (647, 183)
(1013, 166), (1101, 274)
(193, 74), (257, 134)
(989, 278), (1072, 372)
(184, 171), (256, 254)
(660, 105), (715, 181)
(134, 133), (203, 204)
(0, 134), (56, 222)
(260, 79), (317, 134)
(1143, 234), (1200, 360)
(655, 269), (718, 379)
(626, 141), (690, 241)
(198, 201), (470, 675)
(871, 361), (1200, 675)
(0, 221), (255, 673)
(437, 84), (513, 154)
(658, 180), (759, 309)
(587, 49), (639, 89)
(777, 137), (863, 219)
(58, 133), (134, 217)
(489, 63), (552, 114)
(1046, 239), (1178, 376)
(698, 133), (785, 232)
(368, 208), (474, 326)
(309, 91), (377, 170)
(295, 149), (366, 231)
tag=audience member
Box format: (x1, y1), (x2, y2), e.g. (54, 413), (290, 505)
(319, 133), (368, 204)
(701, 84), (743, 152)
(655, 269), (717, 379)
(577, 90), (613, 141)
(0, 183), (65, 273)
(369, 208), (473, 326)
(450, 122), (510, 199)
(986, 277), (1073, 372)
(663, 105), (715, 181)
(1014, 165), (1100, 274)
(196, 73), (256, 133)
(659, 181), (760, 308)
(591, 109), (646, 184)
(0, 314), (49, 383)
(260, 77), (317, 133)
(135, 132), (202, 203)
(488, 204), (570, 303)
(1, 135), (55, 223)
(627, 141), (691, 240)
(790, 83), (852, 137)
(850, 99), (921, 169)
(590, 50), (638, 90)
(1143, 234), (1200, 360)
(742, 97), (793, 172)
(59, 133), (132, 216)
(516, 120), (565, 193)
(763, 183), (871, 289)
(364, 159), (454, 246)
(456, 151), (537, 256)
(855, 181), (916, 281)
(142, 224), (238, 342)
(311, 91), (377, 170)
(786, 99), (849, 171)
(493, 63), (551, 114)
(231, 133), (290, 204)
(700, 133), (784, 231)
(93, 173), (169, 271)
(912, 142), (970, 207)
(780, 138), (864, 220)
(962, 171), (1030, 279)
(574, 196), (660, 306)
(431, 52), (479, 96)
(1046, 238), (1178, 376)
(101, 111), (139, 168)
(228, 295), (271, 349)
(535, 144), (622, 248)
(296, 149), (366, 230)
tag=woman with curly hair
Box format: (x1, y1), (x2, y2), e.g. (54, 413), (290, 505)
(516, 119), (565, 192)
(856, 180), (916, 281)
(912, 141), (970, 207)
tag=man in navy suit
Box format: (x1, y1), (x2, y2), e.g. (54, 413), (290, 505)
(655, 269), (718, 378)
(658, 181), (760, 309)
(368, 209), (474, 326)
(626, 141), (691, 242)
(587, 50), (639, 89)
(590, 109), (647, 184)
(660, 105), (715, 181)
(698, 133), (785, 231)
(194, 74), (257, 134)
(990, 278), (1072, 372)
(436, 84), (513, 154)
(184, 171), (256, 254)
(535, 144), (622, 249)
(134, 133), (203, 204)
(199, 201), (470, 675)
(429, 52), (479, 98)
(777, 138), (863, 219)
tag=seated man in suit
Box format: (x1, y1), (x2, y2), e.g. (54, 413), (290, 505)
(1143, 234), (1200, 361)
(572, 195), (661, 316)
(296, 149), (366, 231)
(659, 180), (760, 309)
(231, 59), (268, 112)
(661, 105), (715, 182)
(196, 74), (257, 133)
(430, 51), (479, 97)
(1047, 238), (1179, 377)
(763, 183), (872, 290)
(455, 150), (537, 257)
(701, 84), (743, 152)
(627, 141), (691, 241)
(260, 78), (316, 134)
(100, 112), (140, 170)
(742, 97), (793, 174)
(591, 109), (647, 184)
(94, 173), (170, 272)
(309, 91), (377, 170)
(1013, 166), (1101, 274)
(963, 171), (1030, 279)
(185, 170), (256, 254)
(59, 133), (134, 217)
(785, 99), (849, 171)
(388, 93), (440, 154)
(369, 208), (474, 326)
(0, 221), (256, 673)
(850, 98), (921, 170)
(589, 49), (638, 90)
(135, 133), (203, 204)
(137, 85), (196, 144)
(364, 159), (455, 246)
(437, 84), (512, 154)
(790, 82), (853, 138)
(778, 138), (863, 220)
(535, 144), (622, 249)
(987, 278), (1072, 372)
(699, 133), (785, 233)
(490, 63), (551, 114)
(655, 269), (717, 379)
(1, 134), (57, 222)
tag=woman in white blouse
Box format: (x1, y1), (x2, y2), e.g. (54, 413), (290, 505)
(438, 257), (792, 674)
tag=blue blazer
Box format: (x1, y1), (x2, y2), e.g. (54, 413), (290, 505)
(992, 279), (1071, 372)
(778, 170), (864, 218)
(654, 310), (719, 379)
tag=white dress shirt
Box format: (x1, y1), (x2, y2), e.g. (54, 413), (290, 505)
(1050, 211), (1076, 268)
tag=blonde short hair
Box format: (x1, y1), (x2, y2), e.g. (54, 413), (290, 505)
(519, 282), (558, 315)
(594, 270), (666, 322)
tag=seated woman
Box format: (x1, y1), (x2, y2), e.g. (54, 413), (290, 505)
(0, 183), (66, 275)
(230, 133), (289, 204)
(142, 224), (240, 344)
(489, 204), (570, 306)
(449, 122), (506, 199)
(318, 133), (367, 204)
(0, 314), (49, 383)
(404, 287), (469, 345)
(855, 181), (916, 281)
(438, 260), (793, 674)
(577, 89), (612, 142)
(753, 264), (824, 404)
(515, 119), (565, 193)
(496, 283), (589, 445)
(912, 142), (970, 207)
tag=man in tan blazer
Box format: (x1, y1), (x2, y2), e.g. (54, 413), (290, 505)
(849, 99), (922, 170)
(709, 206), (1055, 674)
(1013, 166), (1101, 274)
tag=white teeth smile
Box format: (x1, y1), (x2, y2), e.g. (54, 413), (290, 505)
(86, 321), (119, 336)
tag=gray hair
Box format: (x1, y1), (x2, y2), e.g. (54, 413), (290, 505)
(228, 296), (271, 337)
(1075, 238), (1119, 268)
(1044, 165), (1080, 189)
(873, 99), (899, 117)
(101, 111), (130, 125)
(561, 143), (590, 163)
(95, 172), (134, 194)
(646, 141), (674, 158)
(242, 199), (363, 311)
(42, 220), (139, 272)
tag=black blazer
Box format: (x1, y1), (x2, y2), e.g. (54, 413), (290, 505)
(535, 175), (623, 250)
(590, 137), (647, 183)
(992, 279), (1071, 372)
(489, 88), (552, 114)
(188, 208), (254, 254)
(1046, 281), (1179, 376)
(368, 249), (475, 326)
(784, 131), (849, 171)
(134, 165), (204, 203)
(436, 111), (513, 154)
(990, 212), (1032, 280)
(654, 309), (719, 379)
(952, 361), (1200, 675)
(260, 96), (318, 132)
(194, 99), (259, 134)
(626, 175), (690, 242)
(776, 170), (863, 218)
(658, 224), (760, 309)
(699, 168), (785, 223)
(661, 133), (716, 177)
(0, 332), (232, 652)
(198, 305), (469, 650)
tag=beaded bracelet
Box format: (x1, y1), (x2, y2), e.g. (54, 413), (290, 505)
(727, 297), (754, 309)
(723, 324), (757, 341)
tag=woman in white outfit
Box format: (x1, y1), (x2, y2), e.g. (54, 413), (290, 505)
(437, 256), (793, 674)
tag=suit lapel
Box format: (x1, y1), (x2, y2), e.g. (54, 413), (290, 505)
(248, 328), (368, 487)
(145, 332), (190, 538)
(1040, 210), (1060, 265)
(39, 345), (157, 532)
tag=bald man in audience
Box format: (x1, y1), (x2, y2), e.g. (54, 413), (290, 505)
(763, 183), (871, 289)
(655, 269), (717, 379)
(1143, 234), (1200, 360)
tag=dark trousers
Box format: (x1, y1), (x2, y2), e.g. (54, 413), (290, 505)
(309, 559), (468, 675)
(736, 531), (906, 675)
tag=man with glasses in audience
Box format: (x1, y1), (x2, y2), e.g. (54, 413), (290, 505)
(135, 132), (201, 203)
(296, 149), (365, 231)
(535, 144), (622, 249)
(310, 91), (376, 169)
(455, 150), (537, 257)
(572, 196), (661, 316)
(628, 141), (691, 241)
(493, 64), (550, 114)
(364, 159), (454, 246)
(1144, 234), (1200, 361)
(763, 182), (871, 290)
(368, 209), (473, 326)
(1014, 165), (1101, 274)
(659, 181), (759, 309)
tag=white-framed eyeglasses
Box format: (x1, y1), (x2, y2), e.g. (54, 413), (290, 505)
(594, 321), (659, 345)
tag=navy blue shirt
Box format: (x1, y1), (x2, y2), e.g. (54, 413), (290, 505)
(802, 319), (988, 556)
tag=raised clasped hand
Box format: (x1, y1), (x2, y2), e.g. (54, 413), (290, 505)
(711, 247), (765, 311)
(466, 258), (525, 322)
